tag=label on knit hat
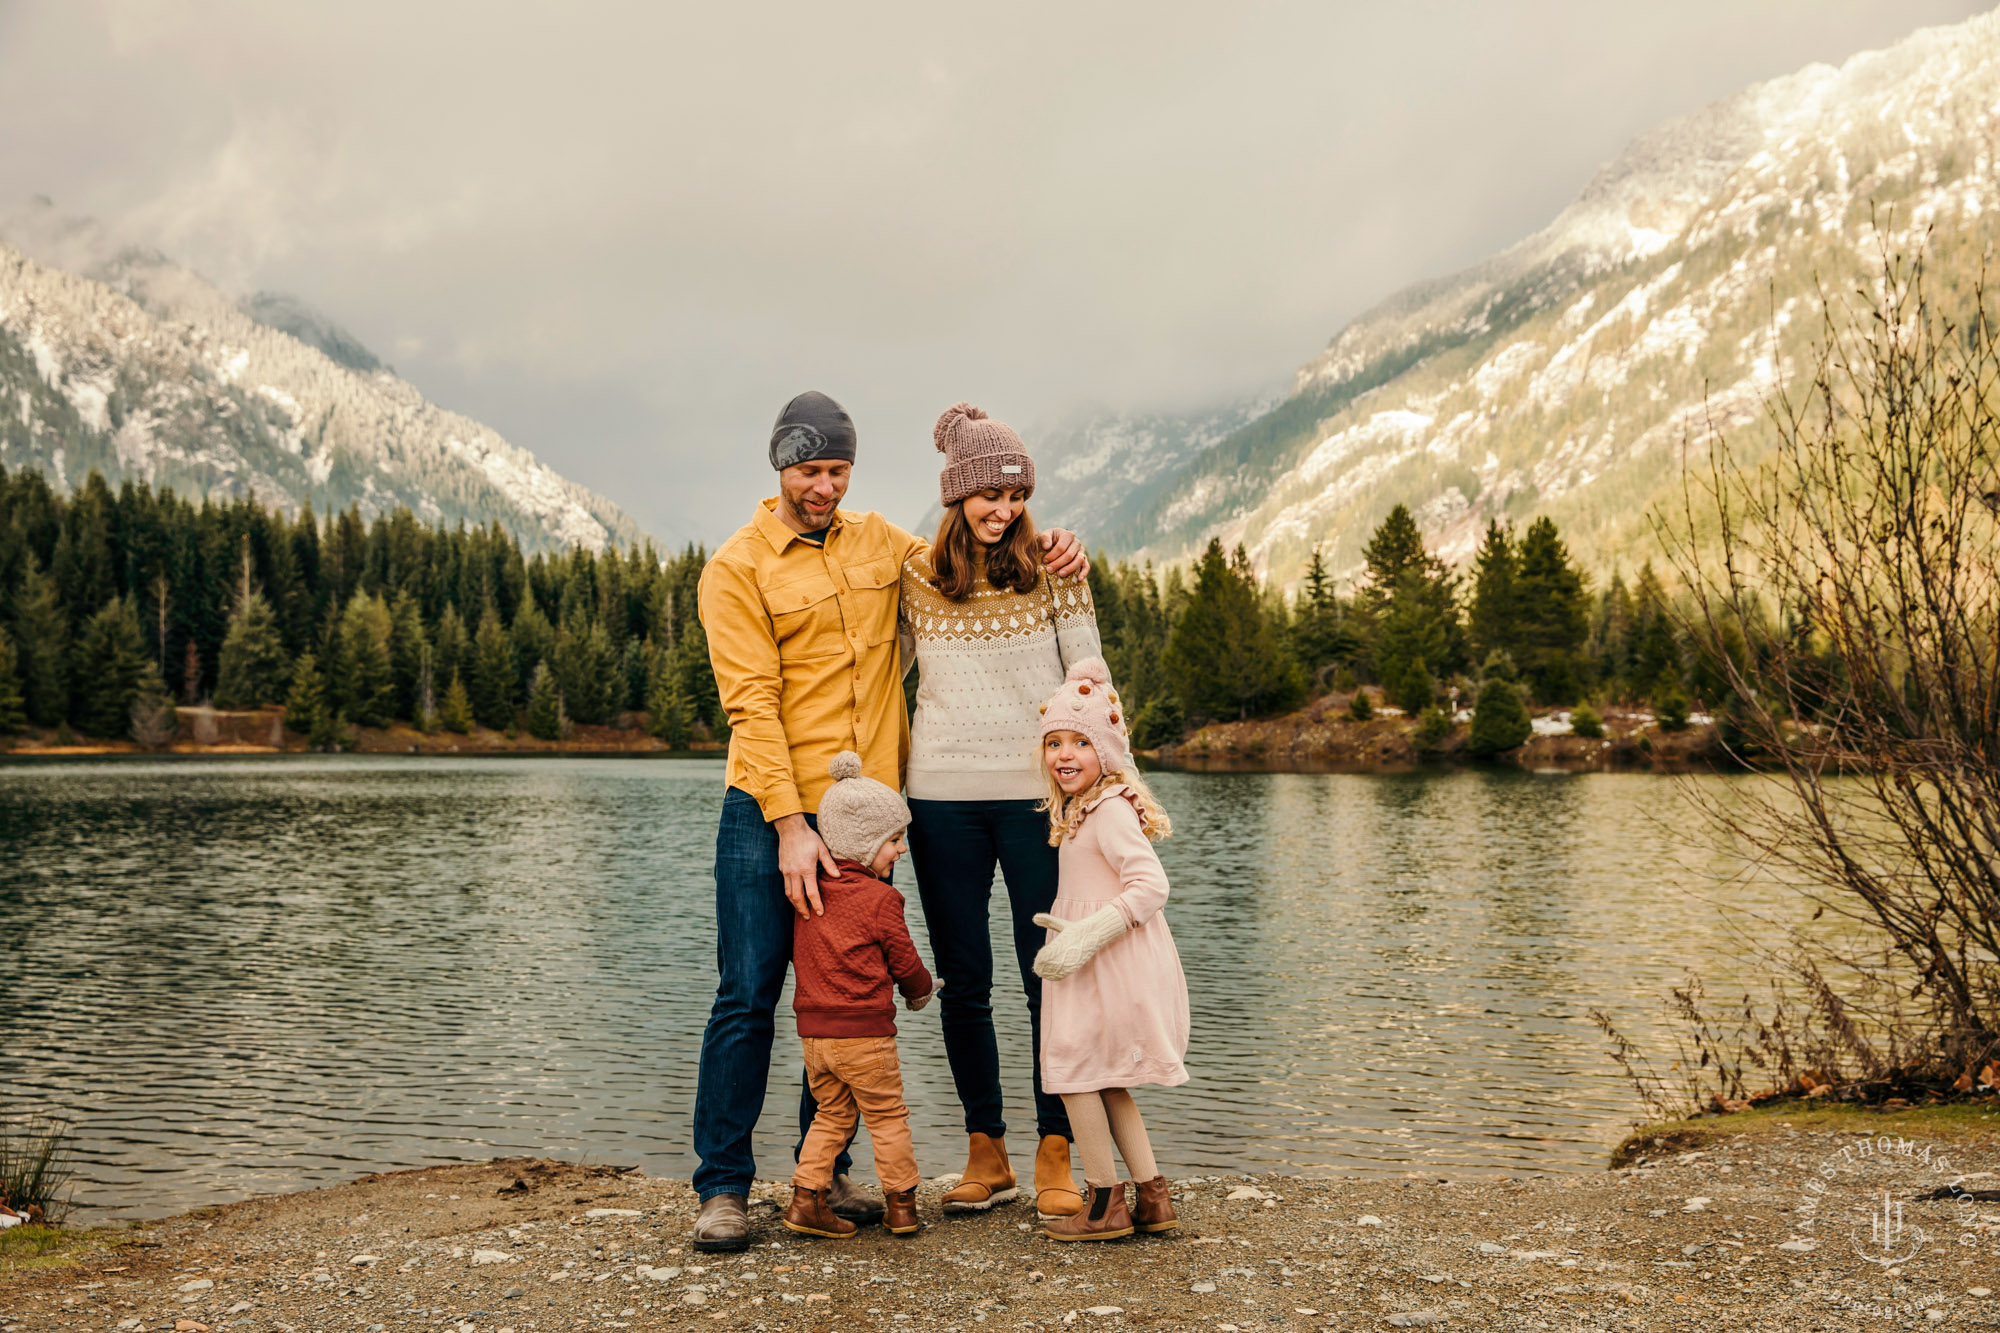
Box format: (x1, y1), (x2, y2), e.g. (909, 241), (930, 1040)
(1001, 464), (1022, 474)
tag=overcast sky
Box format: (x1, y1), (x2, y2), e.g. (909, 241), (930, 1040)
(2, 1), (1990, 543)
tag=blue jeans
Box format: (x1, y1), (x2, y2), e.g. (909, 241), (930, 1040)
(691, 787), (853, 1200)
(906, 797), (1072, 1142)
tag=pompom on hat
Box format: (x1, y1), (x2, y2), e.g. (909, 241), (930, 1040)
(815, 750), (912, 866)
(1037, 657), (1132, 775)
(934, 402), (1035, 507)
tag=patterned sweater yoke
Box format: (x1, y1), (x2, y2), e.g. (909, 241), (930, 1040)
(899, 550), (1102, 802)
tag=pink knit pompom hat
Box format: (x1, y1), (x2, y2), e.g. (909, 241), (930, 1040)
(934, 402), (1035, 507)
(1038, 657), (1131, 774)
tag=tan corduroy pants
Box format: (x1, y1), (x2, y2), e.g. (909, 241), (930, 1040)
(794, 1035), (920, 1193)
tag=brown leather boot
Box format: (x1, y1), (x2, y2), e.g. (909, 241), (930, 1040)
(942, 1132), (1018, 1211)
(1042, 1182), (1133, 1242)
(1034, 1134), (1083, 1218)
(781, 1185), (858, 1239)
(882, 1187), (920, 1235)
(1132, 1175), (1178, 1233)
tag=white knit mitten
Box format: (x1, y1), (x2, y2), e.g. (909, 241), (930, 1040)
(1031, 907), (1129, 980)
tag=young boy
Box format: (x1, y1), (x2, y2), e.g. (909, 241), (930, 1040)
(784, 750), (937, 1238)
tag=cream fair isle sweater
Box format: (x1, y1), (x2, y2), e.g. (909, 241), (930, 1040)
(899, 551), (1102, 802)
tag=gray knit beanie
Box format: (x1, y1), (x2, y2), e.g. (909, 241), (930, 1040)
(935, 402), (1035, 507)
(770, 391), (857, 471)
(815, 750), (912, 865)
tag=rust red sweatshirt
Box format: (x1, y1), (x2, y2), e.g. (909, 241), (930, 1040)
(792, 859), (935, 1038)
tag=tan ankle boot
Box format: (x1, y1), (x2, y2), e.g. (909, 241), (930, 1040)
(883, 1187), (920, 1235)
(1033, 1135), (1083, 1218)
(942, 1133), (1018, 1211)
(1132, 1175), (1178, 1233)
(1042, 1182), (1133, 1242)
(781, 1185), (858, 1239)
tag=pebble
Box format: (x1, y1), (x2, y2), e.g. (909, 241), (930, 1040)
(1971, 1288), (1994, 1298)
(349, 1253), (380, 1265)
(1775, 1238), (1816, 1252)
(1084, 1307), (1124, 1317)
(1356, 1214), (1383, 1226)
(503, 1287), (524, 1299)
(583, 1208), (643, 1218)
(1387, 1313), (1443, 1328)
(470, 1248), (512, 1265)
(176, 1280), (213, 1292)
(1681, 1197), (1712, 1212)
(225, 1303), (250, 1315)
(1477, 1241), (1506, 1254)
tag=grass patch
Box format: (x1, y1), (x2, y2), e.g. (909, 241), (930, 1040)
(0, 1224), (121, 1280)
(1611, 1097), (2000, 1167)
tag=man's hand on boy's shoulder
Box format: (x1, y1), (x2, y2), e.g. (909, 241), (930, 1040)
(1039, 528), (1088, 579)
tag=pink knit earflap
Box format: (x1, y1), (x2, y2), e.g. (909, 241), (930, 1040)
(933, 401), (989, 454)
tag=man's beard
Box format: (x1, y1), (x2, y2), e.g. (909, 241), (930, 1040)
(784, 493), (836, 532)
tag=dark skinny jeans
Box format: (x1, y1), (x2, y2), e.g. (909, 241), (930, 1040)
(906, 797), (1072, 1143)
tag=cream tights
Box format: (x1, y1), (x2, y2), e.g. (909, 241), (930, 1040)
(1059, 1088), (1158, 1186)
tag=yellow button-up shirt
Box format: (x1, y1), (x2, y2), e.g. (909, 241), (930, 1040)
(698, 498), (927, 821)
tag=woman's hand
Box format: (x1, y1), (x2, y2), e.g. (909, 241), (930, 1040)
(1030, 907), (1129, 980)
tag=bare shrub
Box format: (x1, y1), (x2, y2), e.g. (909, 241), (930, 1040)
(1638, 240), (2000, 1108)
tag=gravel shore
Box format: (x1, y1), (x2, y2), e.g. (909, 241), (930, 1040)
(6, 1125), (1998, 1332)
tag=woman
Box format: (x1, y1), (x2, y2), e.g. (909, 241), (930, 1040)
(898, 402), (1102, 1218)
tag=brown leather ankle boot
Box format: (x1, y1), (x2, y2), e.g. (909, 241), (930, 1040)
(942, 1133), (1018, 1211)
(1034, 1135), (1083, 1218)
(882, 1187), (920, 1235)
(781, 1185), (858, 1239)
(1132, 1176), (1178, 1233)
(1042, 1182), (1133, 1242)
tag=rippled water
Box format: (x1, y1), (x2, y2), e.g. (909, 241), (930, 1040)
(0, 757), (1800, 1221)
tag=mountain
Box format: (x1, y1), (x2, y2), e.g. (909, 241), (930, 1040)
(0, 206), (646, 553)
(1083, 8), (2000, 587)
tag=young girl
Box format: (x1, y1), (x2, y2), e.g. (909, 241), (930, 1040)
(1031, 658), (1189, 1241)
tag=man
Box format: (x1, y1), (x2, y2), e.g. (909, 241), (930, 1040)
(691, 390), (1086, 1251)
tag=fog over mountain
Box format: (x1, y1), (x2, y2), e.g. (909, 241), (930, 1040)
(1, 1), (1984, 547)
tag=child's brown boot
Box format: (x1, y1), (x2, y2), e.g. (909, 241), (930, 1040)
(883, 1188), (920, 1235)
(1132, 1176), (1178, 1233)
(1043, 1182), (1133, 1242)
(1034, 1135), (1083, 1218)
(782, 1186), (858, 1239)
(942, 1133), (1018, 1210)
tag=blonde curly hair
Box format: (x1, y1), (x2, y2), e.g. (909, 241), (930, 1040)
(1039, 765), (1173, 846)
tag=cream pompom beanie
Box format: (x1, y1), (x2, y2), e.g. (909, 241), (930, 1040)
(815, 750), (912, 865)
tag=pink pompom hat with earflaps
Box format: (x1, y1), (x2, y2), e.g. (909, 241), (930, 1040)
(1037, 658), (1131, 774)
(935, 402), (1036, 507)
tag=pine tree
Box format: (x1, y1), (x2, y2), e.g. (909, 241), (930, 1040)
(1356, 505), (1466, 680)
(510, 592), (557, 698)
(433, 603), (471, 695)
(129, 673), (178, 747)
(1468, 674), (1532, 756)
(1631, 562), (1680, 696)
(1289, 544), (1360, 689)
(214, 551), (291, 709)
(525, 661), (564, 741)
(439, 671), (475, 735)
(388, 590), (428, 721)
(1163, 539), (1304, 722)
(1514, 516), (1590, 705)
(73, 596), (152, 738)
(676, 618), (728, 740)
(1129, 695), (1185, 750)
(285, 651), (338, 749)
(1466, 519), (1520, 665)
(1374, 568), (1448, 712)
(555, 618), (618, 725)
(11, 559), (69, 726)
(337, 591), (396, 727)
(645, 639), (693, 746)
(469, 604), (516, 730)
(0, 629), (27, 734)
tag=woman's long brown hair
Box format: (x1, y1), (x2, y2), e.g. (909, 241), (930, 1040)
(930, 500), (1040, 601)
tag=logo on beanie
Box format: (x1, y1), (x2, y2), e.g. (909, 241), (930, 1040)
(1001, 464), (1023, 474)
(772, 424), (829, 470)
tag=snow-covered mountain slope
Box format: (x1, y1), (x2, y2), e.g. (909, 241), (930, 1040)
(0, 211), (644, 553)
(1103, 8), (2000, 586)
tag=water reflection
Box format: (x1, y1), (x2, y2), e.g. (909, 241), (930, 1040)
(0, 757), (1801, 1220)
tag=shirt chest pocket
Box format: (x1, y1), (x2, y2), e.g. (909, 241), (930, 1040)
(844, 557), (900, 645)
(766, 571), (845, 660)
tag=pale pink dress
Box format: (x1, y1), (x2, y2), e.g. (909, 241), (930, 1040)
(1040, 785), (1190, 1093)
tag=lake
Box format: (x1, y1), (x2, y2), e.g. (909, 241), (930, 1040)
(0, 756), (1798, 1222)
